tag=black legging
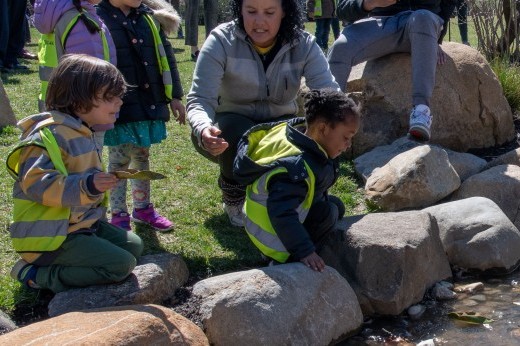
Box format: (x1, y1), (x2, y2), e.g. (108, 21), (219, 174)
(191, 112), (294, 204)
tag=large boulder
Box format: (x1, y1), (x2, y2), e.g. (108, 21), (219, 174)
(192, 264), (363, 345)
(345, 42), (515, 157)
(0, 311), (16, 335)
(0, 304), (208, 345)
(320, 211), (452, 316)
(354, 137), (486, 183)
(364, 145), (461, 211)
(424, 197), (520, 273)
(484, 147), (520, 170)
(48, 253), (189, 317)
(450, 164), (520, 231)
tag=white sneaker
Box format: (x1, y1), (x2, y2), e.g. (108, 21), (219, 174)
(408, 104), (432, 141)
(223, 203), (244, 227)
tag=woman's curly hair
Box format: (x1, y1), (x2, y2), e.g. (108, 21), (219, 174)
(230, 0), (305, 44)
(303, 88), (361, 127)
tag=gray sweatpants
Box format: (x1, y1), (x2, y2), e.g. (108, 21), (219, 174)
(327, 10), (443, 106)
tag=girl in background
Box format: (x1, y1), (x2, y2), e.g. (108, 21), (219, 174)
(34, 0), (116, 150)
(97, 0), (185, 232)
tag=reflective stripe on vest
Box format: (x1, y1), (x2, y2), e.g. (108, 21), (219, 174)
(38, 9), (110, 111)
(244, 161), (316, 263)
(7, 127), (70, 253)
(313, 0), (336, 17)
(143, 14), (173, 100)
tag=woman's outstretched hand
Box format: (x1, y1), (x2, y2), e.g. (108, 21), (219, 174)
(201, 126), (229, 156)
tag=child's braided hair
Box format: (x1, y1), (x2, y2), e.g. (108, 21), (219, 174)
(302, 88), (361, 128)
(73, 0), (100, 34)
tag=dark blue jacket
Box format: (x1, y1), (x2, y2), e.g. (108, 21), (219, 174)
(234, 118), (340, 260)
(97, 1), (183, 124)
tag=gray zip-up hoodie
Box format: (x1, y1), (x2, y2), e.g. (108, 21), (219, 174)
(186, 21), (340, 142)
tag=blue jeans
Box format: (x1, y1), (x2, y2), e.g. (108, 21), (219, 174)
(328, 10), (443, 106)
(1, 0), (27, 66)
(315, 18), (333, 51)
(331, 17), (340, 40)
(456, 0), (468, 43)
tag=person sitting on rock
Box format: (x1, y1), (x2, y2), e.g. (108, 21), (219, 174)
(233, 89), (360, 271)
(327, 0), (456, 142)
(7, 54), (143, 293)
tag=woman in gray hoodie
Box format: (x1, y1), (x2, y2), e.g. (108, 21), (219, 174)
(186, 0), (339, 227)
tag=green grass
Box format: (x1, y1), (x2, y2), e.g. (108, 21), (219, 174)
(490, 58), (520, 112)
(0, 26), (368, 317)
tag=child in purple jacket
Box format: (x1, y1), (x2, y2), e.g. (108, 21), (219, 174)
(34, 0), (117, 149)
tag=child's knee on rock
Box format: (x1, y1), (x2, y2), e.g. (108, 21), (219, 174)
(126, 232), (144, 258)
(106, 252), (138, 282)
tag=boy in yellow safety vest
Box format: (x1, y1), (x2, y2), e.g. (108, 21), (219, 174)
(7, 54), (143, 293)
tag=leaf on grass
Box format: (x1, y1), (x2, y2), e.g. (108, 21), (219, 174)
(112, 169), (166, 180)
(448, 311), (494, 325)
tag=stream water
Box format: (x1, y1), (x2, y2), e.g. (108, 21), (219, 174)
(338, 270), (520, 345)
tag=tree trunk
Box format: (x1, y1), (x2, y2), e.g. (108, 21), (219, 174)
(497, 0), (520, 55)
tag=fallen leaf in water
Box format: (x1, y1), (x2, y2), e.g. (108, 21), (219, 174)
(112, 169), (166, 180)
(448, 311), (494, 325)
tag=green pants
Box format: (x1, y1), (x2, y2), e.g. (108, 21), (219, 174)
(35, 221), (143, 293)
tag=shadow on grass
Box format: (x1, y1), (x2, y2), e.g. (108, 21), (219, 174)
(191, 214), (267, 276)
(133, 223), (169, 255)
(1, 70), (34, 84)
(183, 253), (267, 281)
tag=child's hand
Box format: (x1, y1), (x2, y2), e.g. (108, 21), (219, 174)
(170, 99), (186, 125)
(300, 252), (325, 272)
(93, 172), (118, 192)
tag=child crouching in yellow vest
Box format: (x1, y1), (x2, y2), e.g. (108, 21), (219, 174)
(233, 89), (361, 272)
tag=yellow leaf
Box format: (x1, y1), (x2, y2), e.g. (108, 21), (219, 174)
(448, 311), (494, 325)
(112, 169), (166, 180)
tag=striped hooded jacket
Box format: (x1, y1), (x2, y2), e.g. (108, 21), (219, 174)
(7, 112), (106, 264)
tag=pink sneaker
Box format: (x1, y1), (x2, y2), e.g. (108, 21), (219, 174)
(111, 211), (132, 231)
(132, 203), (174, 232)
